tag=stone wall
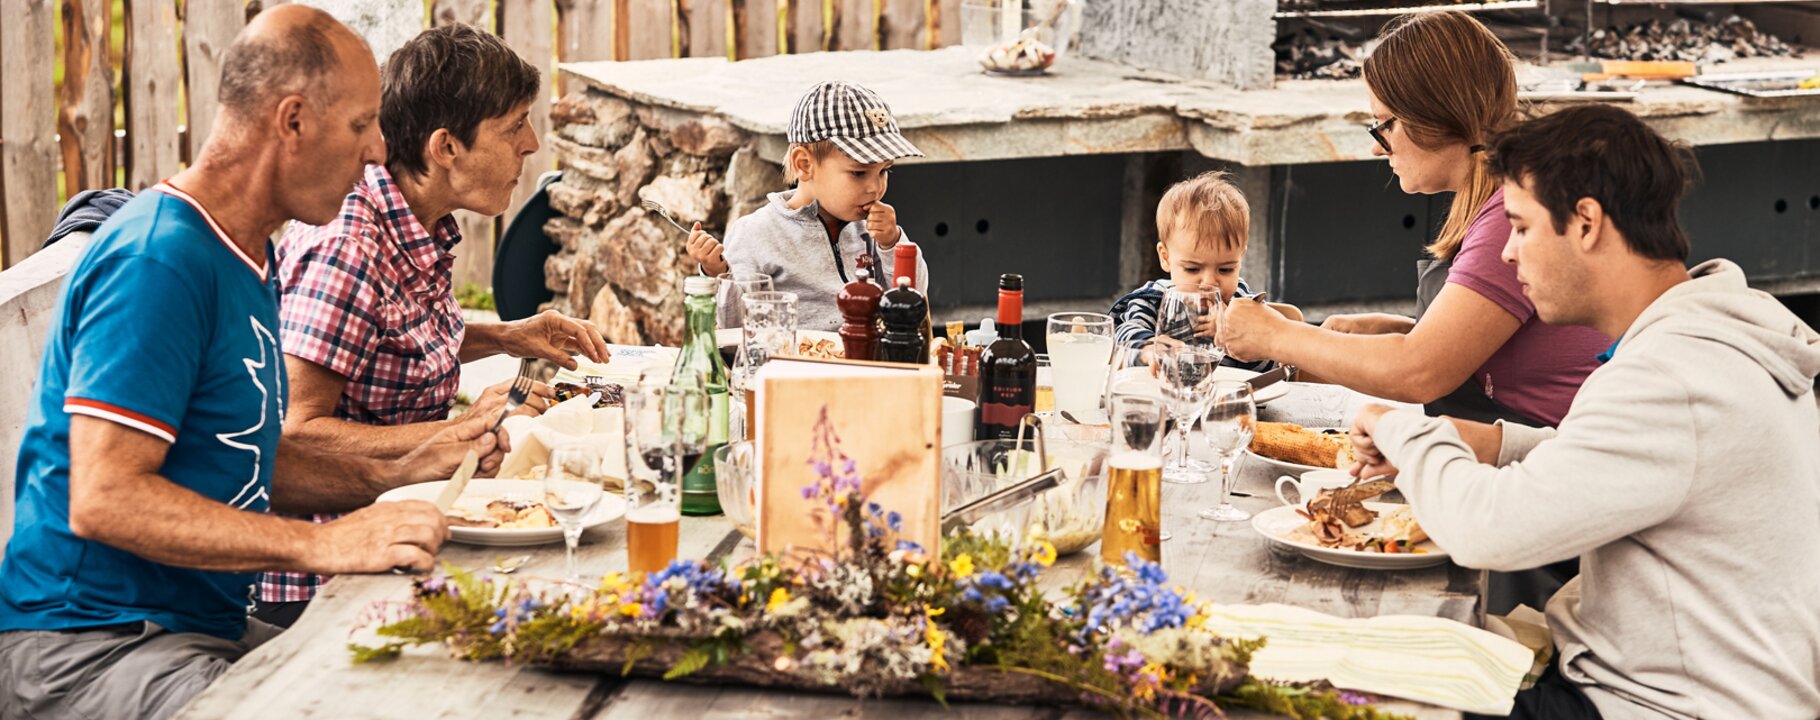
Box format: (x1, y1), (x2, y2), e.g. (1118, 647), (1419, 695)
(542, 88), (786, 346)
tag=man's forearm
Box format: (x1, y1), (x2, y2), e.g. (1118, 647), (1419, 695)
(270, 435), (400, 514)
(459, 321), (512, 363)
(71, 470), (323, 573)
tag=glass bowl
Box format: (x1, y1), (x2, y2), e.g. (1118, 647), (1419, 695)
(942, 433), (1107, 555)
(959, 0), (1084, 76)
(715, 441), (757, 539)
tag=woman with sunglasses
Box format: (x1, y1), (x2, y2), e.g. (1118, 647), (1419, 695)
(1217, 11), (1611, 613)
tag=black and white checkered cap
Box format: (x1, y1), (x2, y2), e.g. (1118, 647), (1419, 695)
(787, 81), (924, 164)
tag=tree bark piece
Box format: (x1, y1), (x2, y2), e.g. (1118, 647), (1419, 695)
(59, 0), (117, 196)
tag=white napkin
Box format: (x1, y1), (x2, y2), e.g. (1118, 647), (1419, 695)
(498, 395), (626, 486)
(1198, 603), (1531, 715)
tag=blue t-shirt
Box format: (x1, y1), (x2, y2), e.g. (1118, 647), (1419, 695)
(0, 184), (286, 641)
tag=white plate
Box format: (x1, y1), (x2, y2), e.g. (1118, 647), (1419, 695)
(378, 478), (627, 547)
(1252, 501), (1449, 570)
(715, 329), (845, 358)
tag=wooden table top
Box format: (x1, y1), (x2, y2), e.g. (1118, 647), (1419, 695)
(178, 382), (1479, 720)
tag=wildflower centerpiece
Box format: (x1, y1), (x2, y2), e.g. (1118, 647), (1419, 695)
(352, 410), (1401, 719)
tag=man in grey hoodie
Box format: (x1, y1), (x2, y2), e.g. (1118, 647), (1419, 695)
(1343, 104), (1820, 719)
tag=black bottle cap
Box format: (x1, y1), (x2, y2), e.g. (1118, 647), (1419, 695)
(998, 273), (1024, 291)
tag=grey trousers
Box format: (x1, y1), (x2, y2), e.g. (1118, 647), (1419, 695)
(0, 619), (283, 720)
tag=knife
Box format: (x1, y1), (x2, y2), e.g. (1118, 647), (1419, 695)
(434, 449), (481, 511)
(1246, 365), (1290, 393)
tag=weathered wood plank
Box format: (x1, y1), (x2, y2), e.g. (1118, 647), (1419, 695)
(732, 0), (780, 59)
(1075, 0), (1276, 91)
(787, 0), (825, 53)
(682, 0), (728, 59)
(878, 0), (923, 50)
(0, 0), (59, 266)
(181, 0), (246, 165)
(828, 0), (874, 51)
(58, 0), (117, 195)
(622, 0), (675, 59)
(433, 0), (499, 290)
(556, 0), (616, 94)
(125, 0), (184, 191)
(931, 0), (960, 48)
(501, 0), (557, 227)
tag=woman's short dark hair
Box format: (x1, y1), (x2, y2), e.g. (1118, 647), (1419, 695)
(1487, 105), (1694, 263)
(382, 24), (540, 179)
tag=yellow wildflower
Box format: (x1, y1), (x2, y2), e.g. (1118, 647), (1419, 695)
(766, 587), (792, 613)
(906, 563), (922, 578)
(1032, 540), (1057, 567)
(923, 604), (950, 673)
(1132, 661), (1173, 701)
(618, 602), (641, 617)
(949, 554), (975, 577)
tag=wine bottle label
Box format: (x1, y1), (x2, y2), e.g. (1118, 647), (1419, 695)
(978, 400), (1034, 427)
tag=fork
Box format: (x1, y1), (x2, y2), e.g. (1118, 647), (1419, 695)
(640, 199), (693, 237)
(491, 358), (536, 431)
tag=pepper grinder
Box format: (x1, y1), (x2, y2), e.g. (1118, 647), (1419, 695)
(837, 268), (883, 361)
(877, 276), (929, 364)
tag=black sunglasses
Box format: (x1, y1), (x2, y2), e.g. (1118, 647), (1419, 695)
(1367, 116), (1396, 153)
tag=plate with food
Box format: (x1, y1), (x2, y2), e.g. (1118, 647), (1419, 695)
(792, 330), (844, 360)
(1244, 421), (1356, 477)
(378, 478), (627, 547)
(1252, 478), (1445, 570)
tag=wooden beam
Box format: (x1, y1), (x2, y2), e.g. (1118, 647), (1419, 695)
(787, 0), (825, 53)
(433, 0), (501, 291)
(1, 0), (58, 266)
(555, 0), (615, 94)
(501, 0), (556, 224)
(58, 0), (117, 195)
(125, 0), (184, 191)
(829, 0), (875, 51)
(624, 0), (674, 59)
(732, 0), (780, 58)
(681, 0), (728, 59)
(182, 0), (246, 163)
(878, 0), (922, 50)
(931, 0), (960, 48)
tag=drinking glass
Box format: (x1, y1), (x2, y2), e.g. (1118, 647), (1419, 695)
(544, 442), (606, 582)
(1199, 381), (1257, 522)
(623, 372), (702, 575)
(1101, 393), (1166, 567)
(1158, 344), (1223, 484)
(1045, 312), (1114, 420)
(730, 291), (797, 442)
(1103, 338), (1164, 415)
(1157, 284), (1225, 353)
(715, 272), (774, 331)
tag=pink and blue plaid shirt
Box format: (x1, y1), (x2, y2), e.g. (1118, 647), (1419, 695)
(259, 164), (467, 603)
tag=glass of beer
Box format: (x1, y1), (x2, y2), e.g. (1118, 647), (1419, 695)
(1101, 393), (1166, 567)
(544, 442), (606, 582)
(623, 372), (703, 576)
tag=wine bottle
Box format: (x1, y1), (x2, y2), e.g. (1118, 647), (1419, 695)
(975, 274), (1035, 440)
(675, 275), (729, 515)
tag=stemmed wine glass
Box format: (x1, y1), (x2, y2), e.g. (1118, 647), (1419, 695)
(544, 442), (606, 582)
(1199, 381), (1256, 522)
(1157, 284), (1225, 352)
(1158, 344), (1222, 485)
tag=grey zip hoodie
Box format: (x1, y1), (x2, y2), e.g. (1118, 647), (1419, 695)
(722, 190), (929, 334)
(1372, 259), (1820, 720)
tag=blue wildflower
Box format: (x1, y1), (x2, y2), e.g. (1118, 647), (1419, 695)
(886, 511), (902, 532)
(895, 540), (925, 553)
(984, 595), (1010, 613)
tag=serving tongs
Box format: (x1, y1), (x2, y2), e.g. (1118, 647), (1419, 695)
(942, 415), (1057, 535)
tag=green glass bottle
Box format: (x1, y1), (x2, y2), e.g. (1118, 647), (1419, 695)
(676, 275), (729, 515)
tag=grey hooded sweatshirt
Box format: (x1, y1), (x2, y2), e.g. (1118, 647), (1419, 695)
(1373, 259), (1820, 719)
(722, 190), (929, 334)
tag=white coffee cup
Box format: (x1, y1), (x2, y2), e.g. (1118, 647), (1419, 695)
(1275, 468), (1354, 509)
(942, 397), (975, 448)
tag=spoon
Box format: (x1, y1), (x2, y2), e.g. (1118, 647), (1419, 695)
(491, 554), (533, 574)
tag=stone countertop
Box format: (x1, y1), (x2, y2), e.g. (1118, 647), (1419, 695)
(559, 47), (1820, 166)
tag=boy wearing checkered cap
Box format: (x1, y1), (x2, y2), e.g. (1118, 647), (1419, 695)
(687, 80), (930, 333)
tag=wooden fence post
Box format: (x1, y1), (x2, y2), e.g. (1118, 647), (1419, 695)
(1, 0), (59, 266)
(879, 0), (923, 50)
(732, 0), (781, 58)
(501, 0), (555, 224)
(125, 0), (184, 191)
(182, 0), (246, 164)
(59, 0), (117, 196)
(932, 0), (959, 47)
(787, 0), (825, 53)
(624, 0), (674, 59)
(432, 0), (502, 291)
(830, 0), (875, 51)
(681, 0), (728, 58)
(555, 0), (615, 93)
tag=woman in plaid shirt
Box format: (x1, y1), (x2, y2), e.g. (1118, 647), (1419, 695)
(256, 25), (608, 625)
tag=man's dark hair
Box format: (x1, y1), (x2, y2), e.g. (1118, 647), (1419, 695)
(382, 24), (541, 179)
(219, 13), (342, 115)
(1487, 104), (1694, 262)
